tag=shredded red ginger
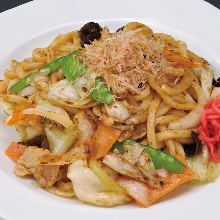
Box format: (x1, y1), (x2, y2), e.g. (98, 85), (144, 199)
(82, 31), (171, 97)
(198, 99), (220, 162)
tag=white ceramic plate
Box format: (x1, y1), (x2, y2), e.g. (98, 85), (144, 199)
(0, 0), (220, 219)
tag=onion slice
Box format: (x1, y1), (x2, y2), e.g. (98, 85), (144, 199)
(168, 83), (206, 129)
(23, 104), (73, 128)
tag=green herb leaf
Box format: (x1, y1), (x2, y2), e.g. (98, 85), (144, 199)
(89, 78), (113, 104)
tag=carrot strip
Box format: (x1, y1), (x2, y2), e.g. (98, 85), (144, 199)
(117, 155), (194, 207)
(5, 142), (27, 161)
(149, 155), (194, 204)
(85, 123), (121, 159)
(6, 103), (41, 126)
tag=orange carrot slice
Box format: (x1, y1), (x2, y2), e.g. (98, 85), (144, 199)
(5, 142), (27, 161)
(6, 103), (41, 126)
(85, 123), (121, 159)
(149, 155), (194, 204)
(116, 155), (194, 207)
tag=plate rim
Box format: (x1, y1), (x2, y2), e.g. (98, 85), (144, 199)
(0, 0), (220, 220)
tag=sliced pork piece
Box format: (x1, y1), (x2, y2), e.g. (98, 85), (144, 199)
(33, 165), (67, 188)
(14, 147), (50, 174)
(14, 146), (85, 188)
(14, 147), (64, 188)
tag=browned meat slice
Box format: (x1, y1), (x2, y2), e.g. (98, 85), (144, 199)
(14, 147), (50, 175)
(14, 146), (86, 188)
(33, 165), (67, 188)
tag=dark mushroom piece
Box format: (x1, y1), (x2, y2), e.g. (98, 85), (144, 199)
(212, 77), (220, 87)
(116, 26), (125, 33)
(79, 22), (102, 47)
(183, 131), (202, 157)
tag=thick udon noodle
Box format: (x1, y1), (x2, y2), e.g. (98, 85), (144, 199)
(0, 23), (213, 195)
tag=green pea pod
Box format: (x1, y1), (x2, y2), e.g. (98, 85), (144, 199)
(10, 50), (80, 93)
(40, 50), (80, 74)
(112, 140), (140, 155)
(112, 139), (186, 173)
(143, 145), (186, 173)
(89, 78), (113, 104)
(112, 141), (125, 154)
(61, 54), (86, 82)
(10, 73), (36, 93)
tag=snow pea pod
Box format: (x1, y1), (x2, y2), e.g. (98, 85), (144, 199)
(143, 145), (186, 173)
(40, 50), (80, 74)
(112, 141), (125, 154)
(10, 73), (36, 93)
(61, 53), (86, 82)
(89, 78), (113, 104)
(10, 50), (80, 93)
(112, 139), (186, 174)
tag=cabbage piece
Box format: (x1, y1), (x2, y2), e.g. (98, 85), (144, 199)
(48, 79), (80, 102)
(67, 160), (131, 207)
(15, 125), (27, 141)
(46, 186), (75, 198)
(26, 126), (43, 140)
(45, 125), (78, 155)
(0, 97), (14, 115)
(74, 71), (97, 99)
(187, 146), (220, 182)
(17, 86), (36, 97)
(207, 162), (220, 182)
(23, 101), (73, 128)
(16, 125), (44, 142)
(47, 72), (97, 104)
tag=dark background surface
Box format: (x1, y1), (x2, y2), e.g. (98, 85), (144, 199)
(0, 0), (220, 13)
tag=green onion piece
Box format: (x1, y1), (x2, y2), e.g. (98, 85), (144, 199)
(143, 145), (186, 174)
(61, 54), (86, 82)
(40, 50), (80, 74)
(112, 141), (125, 154)
(10, 73), (36, 93)
(89, 78), (113, 104)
